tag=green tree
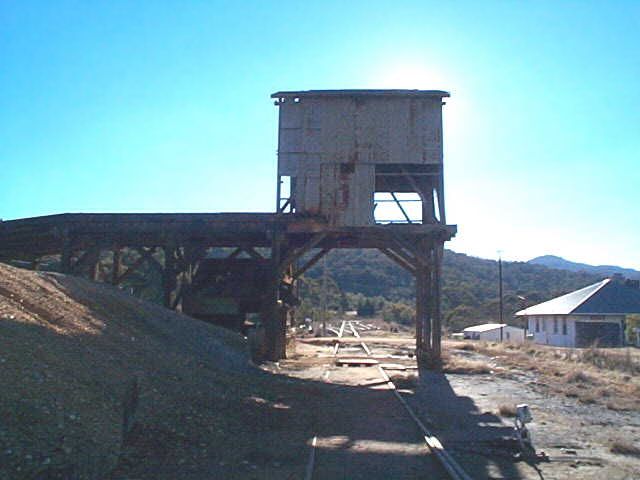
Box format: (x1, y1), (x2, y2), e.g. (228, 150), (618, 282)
(382, 302), (415, 325)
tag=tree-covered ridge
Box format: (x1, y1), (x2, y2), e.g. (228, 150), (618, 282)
(303, 249), (603, 331)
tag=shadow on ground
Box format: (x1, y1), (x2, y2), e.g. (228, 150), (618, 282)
(1, 267), (539, 479)
(411, 369), (547, 479)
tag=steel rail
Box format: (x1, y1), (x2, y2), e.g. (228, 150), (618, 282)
(321, 322), (473, 480)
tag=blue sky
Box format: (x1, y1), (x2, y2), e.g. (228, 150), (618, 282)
(1, 1), (639, 268)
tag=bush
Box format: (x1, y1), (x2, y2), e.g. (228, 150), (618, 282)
(382, 302), (415, 325)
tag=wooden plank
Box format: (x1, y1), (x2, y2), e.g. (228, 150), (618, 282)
(112, 248), (121, 285)
(242, 247), (264, 260)
(293, 248), (330, 279)
(378, 248), (416, 274)
(390, 192), (412, 224)
(335, 358), (379, 366)
(278, 232), (327, 276)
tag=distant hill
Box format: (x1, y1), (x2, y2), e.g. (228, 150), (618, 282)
(305, 249), (604, 331)
(528, 255), (640, 280)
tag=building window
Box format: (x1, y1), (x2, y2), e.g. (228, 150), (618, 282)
(553, 317), (558, 334)
(562, 317), (568, 335)
(535, 318), (539, 333)
(542, 318), (547, 332)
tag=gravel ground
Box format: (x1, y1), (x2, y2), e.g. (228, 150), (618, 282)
(3, 269), (638, 480)
(401, 345), (640, 480)
(288, 331), (640, 480)
(279, 339), (449, 480)
(0, 262), (317, 479)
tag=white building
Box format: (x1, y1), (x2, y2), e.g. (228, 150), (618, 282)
(462, 323), (525, 343)
(516, 278), (640, 347)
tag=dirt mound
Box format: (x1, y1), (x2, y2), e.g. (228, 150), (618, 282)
(0, 262), (285, 479)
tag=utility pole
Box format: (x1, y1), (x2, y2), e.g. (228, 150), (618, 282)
(498, 251), (504, 324)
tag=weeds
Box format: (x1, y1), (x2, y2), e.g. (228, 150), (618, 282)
(579, 346), (640, 375)
(442, 356), (491, 374)
(564, 370), (596, 384)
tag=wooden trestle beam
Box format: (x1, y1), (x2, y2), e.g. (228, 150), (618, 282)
(0, 213), (454, 367)
(293, 248), (330, 280)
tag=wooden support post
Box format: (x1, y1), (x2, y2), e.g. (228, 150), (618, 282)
(390, 192), (412, 224)
(173, 243), (205, 312)
(436, 173), (446, 224)
(163, 245), (177, 309)
(242, 247), (264, 260)
(422, 183), (436, 224)
(114, 247), (154, 284)
(263, 229), (287, 361)
(416, 238), (435, 368)
(112, 248), (121, 285)
(278, 233), (327, 277)
(61, 235), (72, 274)
(390, 233), (425, 268)
(431, 244), (443, 363)
(424, 264), (434, 364)
(379, 248), (416, 275)
(71, 250), (91, 274)
(415, 264), (426, 354)
(293, 248), (330, 279)
(86, 248), (100, 282)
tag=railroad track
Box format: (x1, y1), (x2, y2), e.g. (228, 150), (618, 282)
(305, 320), (473, 480)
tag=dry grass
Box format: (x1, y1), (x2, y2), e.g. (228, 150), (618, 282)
(455, 342), (477, 351)
(442, 354), (491, 374)
(610, 440), (640, 457)
(580, 346), (640, 374)
(445, 340), (640, 411)
(564, 369), (597, 384)
(498, 404), (517, 417)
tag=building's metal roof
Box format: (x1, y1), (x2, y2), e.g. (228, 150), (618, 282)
(271, 89), (450, 99)
(463, 323), (507, 333)
(516, 279), (640, 316)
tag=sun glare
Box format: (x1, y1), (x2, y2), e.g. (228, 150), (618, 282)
(371, 62), (449, 90)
